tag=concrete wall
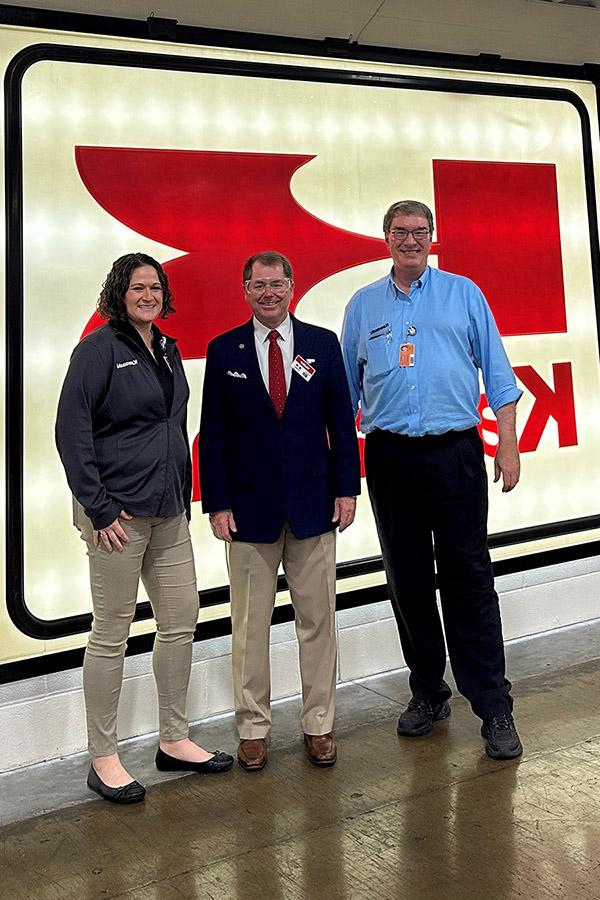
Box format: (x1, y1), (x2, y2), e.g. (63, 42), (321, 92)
(11, 0), (600, 65)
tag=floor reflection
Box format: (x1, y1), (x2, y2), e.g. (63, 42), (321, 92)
(5, 648), (600, 898)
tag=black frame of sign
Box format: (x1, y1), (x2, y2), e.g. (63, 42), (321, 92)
(2, 6), (600, 683)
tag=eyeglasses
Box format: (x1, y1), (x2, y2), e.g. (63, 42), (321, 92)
(244, 278), (291, 296)
(388, 228), (431, 242)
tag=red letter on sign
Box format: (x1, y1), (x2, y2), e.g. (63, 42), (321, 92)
(433, 160), (566, 338)
(515, 363), (578, 451)
(477, 397), (498, 457)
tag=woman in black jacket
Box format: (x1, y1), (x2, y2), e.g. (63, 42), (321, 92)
(56, 253), (233, 803)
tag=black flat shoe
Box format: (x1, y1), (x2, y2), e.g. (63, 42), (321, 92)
(87, 765), (146, 804)
(155, 747), (234, 774)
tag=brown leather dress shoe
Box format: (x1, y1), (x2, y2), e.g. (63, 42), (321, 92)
(237, 738), (267, 771)
(304, 733), (337, 767)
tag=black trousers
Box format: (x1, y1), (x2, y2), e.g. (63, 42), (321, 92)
(365, 427), (512, 721)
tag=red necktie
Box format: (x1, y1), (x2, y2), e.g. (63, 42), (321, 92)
(268, 330), (287, 417)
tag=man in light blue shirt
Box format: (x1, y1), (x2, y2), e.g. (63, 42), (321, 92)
(341, 200), (523, 760)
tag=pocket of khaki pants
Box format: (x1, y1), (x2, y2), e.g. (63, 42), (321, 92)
(72, 495), (82, 528)
(72, 496), (93, 541)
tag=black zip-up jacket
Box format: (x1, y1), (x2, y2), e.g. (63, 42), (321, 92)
(55, 320), (192, 530)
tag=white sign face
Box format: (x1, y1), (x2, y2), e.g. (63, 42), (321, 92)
(2, 27), (600, 667)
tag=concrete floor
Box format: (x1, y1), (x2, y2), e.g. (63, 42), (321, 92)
(2, 620), (600, 899)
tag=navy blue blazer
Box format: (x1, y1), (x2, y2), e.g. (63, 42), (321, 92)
(199, 315), (361, 542)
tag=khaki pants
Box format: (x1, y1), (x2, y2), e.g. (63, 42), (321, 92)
(76, 504), (199, 757)
(227, 526), (337, 740)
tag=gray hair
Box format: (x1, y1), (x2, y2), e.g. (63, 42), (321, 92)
(383, 201), (434, 235)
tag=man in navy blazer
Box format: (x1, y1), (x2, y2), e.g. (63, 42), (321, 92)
(200, 251), (360, 771)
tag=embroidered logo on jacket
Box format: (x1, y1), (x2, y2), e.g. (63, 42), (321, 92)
(116, 359), (138, 369)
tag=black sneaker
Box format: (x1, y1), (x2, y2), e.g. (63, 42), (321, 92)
(481, 714), (523, 760)
(397, 696), (451, 737)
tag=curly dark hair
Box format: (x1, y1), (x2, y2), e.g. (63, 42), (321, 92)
(97, 253), (175, 321)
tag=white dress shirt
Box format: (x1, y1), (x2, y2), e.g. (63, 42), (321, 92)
(253, 314), (294, 393)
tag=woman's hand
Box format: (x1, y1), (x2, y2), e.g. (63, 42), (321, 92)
(93, 510), (133, 552)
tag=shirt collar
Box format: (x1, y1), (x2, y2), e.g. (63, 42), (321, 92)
(253, 313), (292, 343)
(387, 265), (430, 296)
(111, 318), (169, 346)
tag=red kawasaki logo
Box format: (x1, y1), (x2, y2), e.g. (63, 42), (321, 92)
(76, 148), (578, 493)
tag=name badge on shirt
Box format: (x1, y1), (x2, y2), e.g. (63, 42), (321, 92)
(399, 343), (415, 367)
(292, 355), (316, 381)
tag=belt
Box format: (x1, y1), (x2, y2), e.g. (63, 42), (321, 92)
(366, 426), (478, 447)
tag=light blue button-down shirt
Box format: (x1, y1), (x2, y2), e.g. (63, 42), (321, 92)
(341, 266), (522, 437)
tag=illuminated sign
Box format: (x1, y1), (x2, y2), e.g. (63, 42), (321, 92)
(2, 29), (600, 674)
